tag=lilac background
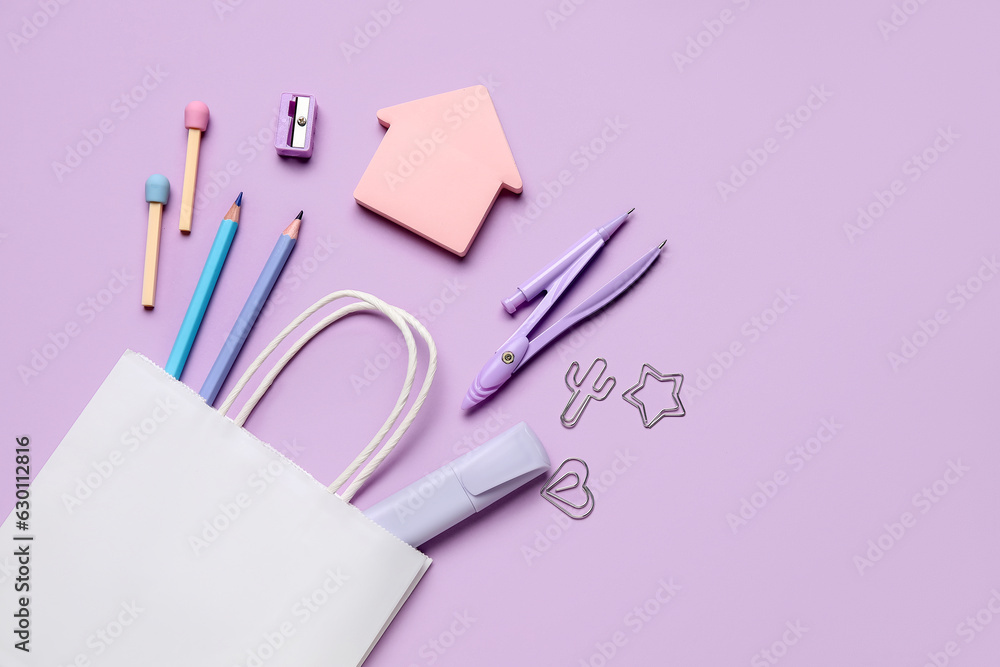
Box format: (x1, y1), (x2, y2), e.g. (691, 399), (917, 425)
(2, 0), (999, 664)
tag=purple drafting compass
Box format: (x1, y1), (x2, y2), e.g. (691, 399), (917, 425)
(462, 209), (666, 409)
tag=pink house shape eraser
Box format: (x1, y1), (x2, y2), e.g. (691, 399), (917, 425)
(353, 85), (522, 257)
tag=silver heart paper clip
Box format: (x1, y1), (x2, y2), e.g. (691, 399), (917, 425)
(540, 458), (595, 519)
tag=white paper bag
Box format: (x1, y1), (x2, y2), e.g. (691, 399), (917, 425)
(0, 291), (437, 667)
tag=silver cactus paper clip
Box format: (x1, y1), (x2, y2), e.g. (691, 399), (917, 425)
(561, 358), (616, 428)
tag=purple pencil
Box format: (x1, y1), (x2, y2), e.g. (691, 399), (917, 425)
(199, 212), (301, 405)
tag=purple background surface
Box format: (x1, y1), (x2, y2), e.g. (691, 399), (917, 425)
(2, 0), (999, 664)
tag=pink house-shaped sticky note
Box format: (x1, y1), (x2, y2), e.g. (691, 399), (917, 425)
(354, 85), (522, 257)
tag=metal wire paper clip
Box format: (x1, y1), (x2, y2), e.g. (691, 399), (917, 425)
(540, 458), (596, 520)
(561, 358), (616, 428)
(621, 364), (685, 428)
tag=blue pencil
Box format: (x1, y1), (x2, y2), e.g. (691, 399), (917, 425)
(165, 193), (242, 379)
(200, 211), (301, 404)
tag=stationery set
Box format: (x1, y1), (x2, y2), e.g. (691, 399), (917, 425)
(0, 85), (672, 667)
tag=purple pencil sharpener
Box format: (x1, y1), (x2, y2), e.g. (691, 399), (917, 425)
(275, 93), (316, 158)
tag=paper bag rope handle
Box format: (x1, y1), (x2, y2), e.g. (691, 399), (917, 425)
(217, 290), (437, 503)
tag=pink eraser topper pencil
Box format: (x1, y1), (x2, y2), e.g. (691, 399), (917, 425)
(179, 101), (209, 233)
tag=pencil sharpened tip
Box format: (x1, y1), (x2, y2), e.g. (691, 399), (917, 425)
(283, 216), (301, 239)
(296, 210), (303, 220)
(628, 207), (635, 215)
(235, 192), (243, 206)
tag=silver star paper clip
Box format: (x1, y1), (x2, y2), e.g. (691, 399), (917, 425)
(621, 364), (685, 428)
